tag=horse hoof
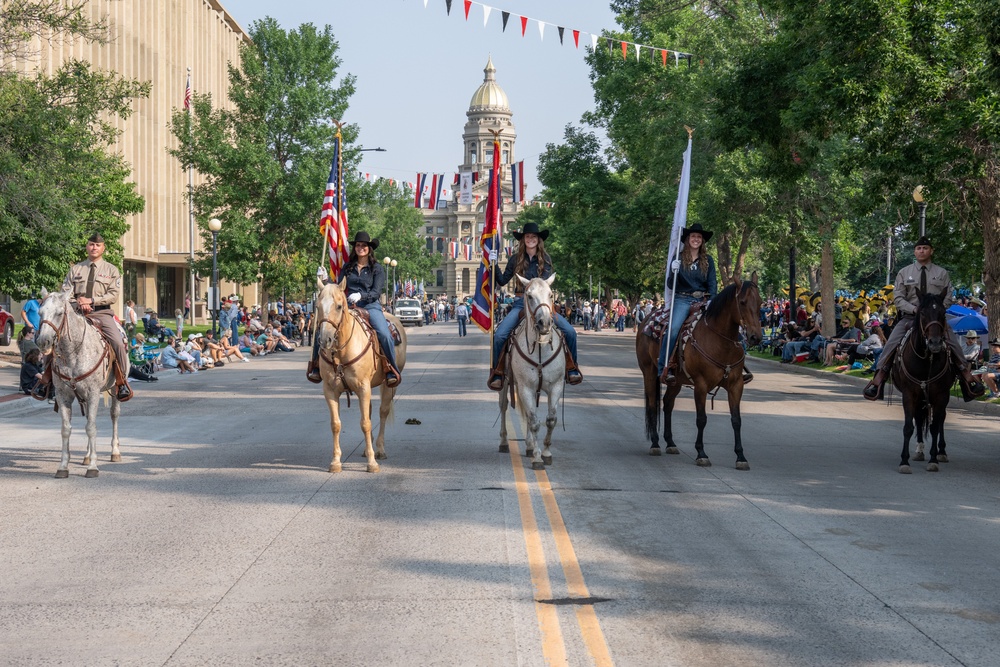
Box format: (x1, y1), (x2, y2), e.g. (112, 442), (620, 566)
(375, 451), (387, 460)
(82, 456), (91, 466)
(499, 444), (509, 453)
(665, 447), (680, 455)
(736, 461), (750, 471)
(55, 469), (69, 479)
(84, 469), (99, 478)
(648, 446), (662, 456)
(937, 454), (948, 463)
(913, 452), (925, 462)
(899, 465), (912, 474)
(329, 463), (342, 474)
(695, 458), (711, 467)
(542, 455), (553, 465)
(110, 454), (121, 463)
(525, 449), (534, 458)
(927, 463), (939, 472)
(367, 463), (380, 473)
(531, 461), (545, 470)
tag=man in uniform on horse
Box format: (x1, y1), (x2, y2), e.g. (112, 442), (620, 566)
(863, 236), (985, 402)
(35, 233), (133, 402)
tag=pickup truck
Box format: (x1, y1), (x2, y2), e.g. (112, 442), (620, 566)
(394, 298), (424, 327)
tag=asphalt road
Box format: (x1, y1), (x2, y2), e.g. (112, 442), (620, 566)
(1, 323), (999, 666)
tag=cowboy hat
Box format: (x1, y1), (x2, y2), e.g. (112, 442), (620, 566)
(512, 222), (550, 241)
(349, 231), (379, 250)
(964, 330), (980, 339)
(681, 223), (713, 243)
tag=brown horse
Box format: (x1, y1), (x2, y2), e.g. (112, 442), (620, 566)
(314, 278), (407, 473)
(636, 273), (762, 468)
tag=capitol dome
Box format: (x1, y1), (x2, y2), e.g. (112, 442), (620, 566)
(469, 56), (509, 111)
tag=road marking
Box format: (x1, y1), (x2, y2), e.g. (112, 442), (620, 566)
(509, 445), (568, 665)
(536, 471), (615, 667)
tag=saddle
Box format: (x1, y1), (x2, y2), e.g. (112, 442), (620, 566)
(642, 302), (705, 341)
(351, 307), (402, 345)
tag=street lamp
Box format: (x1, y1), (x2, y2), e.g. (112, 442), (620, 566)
(208, 217), (222, 335)
(382, 256), (392, 305)
(390, 259), (398, 298)
(913, 185), (926, 237)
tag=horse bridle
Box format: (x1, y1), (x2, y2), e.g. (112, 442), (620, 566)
(316, 301), (375, 373)
(39, 299), (111, 387)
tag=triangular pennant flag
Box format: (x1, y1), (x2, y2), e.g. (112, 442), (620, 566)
(591, 34), (598, 51)
(661, 49), (668, 66)
(464, 0), (471, 20)
(621, 41), (628, 60)
(636, 44), (641, 61)
(573, 29), (580, 48)
(675, 50), (681, 65)
(520, 15), (528, 36)
(502, 11), (510, 31)
(445, 0), (453, 15)
(483, 5), (491, 26)
(558, 26), (564, 45)
(538, 21), (545, 41)
(423, 0), (428, 7)
(608, 38), (615, 56)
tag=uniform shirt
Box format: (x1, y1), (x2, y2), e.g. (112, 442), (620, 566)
(495, 253), (551, 292)
(893, 261), (953, 317)
(337, 261), (385, 307)
(63, 258), (121, 308)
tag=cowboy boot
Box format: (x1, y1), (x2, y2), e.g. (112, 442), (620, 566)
(863, 368), (888, 401)
(564, 347), (583, 386)
(659, 358), (678, 385)
(112, 359), (133, 402)
(488, 354), (507, 391)
(384, 362), (402, 388)
(306, 357), (323, 384)
(742, 365), (754, 385)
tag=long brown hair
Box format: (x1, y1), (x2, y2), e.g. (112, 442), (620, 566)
(514, 237), (550, 277)
(681, 238), (709, 274)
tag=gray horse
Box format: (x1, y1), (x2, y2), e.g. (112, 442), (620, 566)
(35, 288), (125, 478)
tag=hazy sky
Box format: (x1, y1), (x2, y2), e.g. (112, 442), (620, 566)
(220, 0), (619, 198)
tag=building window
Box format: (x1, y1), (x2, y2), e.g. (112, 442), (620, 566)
(462, 268), (470, 293)
(436, 238), (445, 254)
(426, 226), (433, 234)
(485, 149), (494, 162)
(123, 261), (146, 308)
(436, 270), (445, 287)
(426, 237), (434, 252)
(436, 226), (444, 234)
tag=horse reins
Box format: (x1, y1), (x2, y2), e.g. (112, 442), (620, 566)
(40, 305), (111, 389)
(686, 282), (759, 384)
(316, 303), (377, 405)
(512, 296), (563, 407)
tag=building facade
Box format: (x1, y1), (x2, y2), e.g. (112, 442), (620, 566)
(10, 0), (252, 320)
(422, 57), (523, 301)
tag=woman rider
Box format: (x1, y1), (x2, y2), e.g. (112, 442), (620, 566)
(306, 231), (400, 387)
(659, 224), (717, 384)
(487, 222), (582, 390)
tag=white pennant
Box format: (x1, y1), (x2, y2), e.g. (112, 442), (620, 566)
(423, 0), (428, 7)
(537, 21), (545, 41)
(675, 51), (681, 66)
(635, 44), (641, 61)
(483, 5), (491, 26)
(590, 34), (599, 51)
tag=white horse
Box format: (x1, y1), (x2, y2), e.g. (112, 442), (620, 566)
(35, 288), (124, 478)
(499, 274), (566, 470)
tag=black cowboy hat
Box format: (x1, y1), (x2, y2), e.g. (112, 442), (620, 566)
(349, 231), (380, 251)
(512, 222), (550, 241)
(681, 223), (713, 243)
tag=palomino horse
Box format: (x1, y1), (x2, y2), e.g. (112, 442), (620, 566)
(35, 288), (125, 478)
(635, 273), (762, 468)
(314, 278), (407, 473)
(891, 291), (955, 474)
(499, 274), (566, 470)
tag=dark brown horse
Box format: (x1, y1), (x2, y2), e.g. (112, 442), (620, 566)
(636, 273), (762, 468)
(892, 291), (955, 474)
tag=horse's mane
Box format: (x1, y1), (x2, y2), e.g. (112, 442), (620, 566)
(704, 283), (739, 321)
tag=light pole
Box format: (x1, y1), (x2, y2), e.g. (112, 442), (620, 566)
(208, 217), (222, 335)
(382, 256), (392, 305)
(390, 259), (398, 298)
(913, 185), (926, 237)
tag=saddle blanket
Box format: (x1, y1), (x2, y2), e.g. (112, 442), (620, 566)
(643, 307), (672, 341)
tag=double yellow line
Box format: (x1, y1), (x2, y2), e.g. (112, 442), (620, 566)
(509, 445), (614, 666)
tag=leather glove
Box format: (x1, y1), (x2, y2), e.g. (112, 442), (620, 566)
(347, 292), (361, 305)
(670, 259), (681, 272)
(488, 249), (498, 263)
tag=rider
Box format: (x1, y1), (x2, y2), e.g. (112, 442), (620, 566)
(659, 224), (716, 384)
(306, 231), (400, 387)
(35, 233), (133, 402)
(863, 236), (985, 401)
(487, 222), (582, 391)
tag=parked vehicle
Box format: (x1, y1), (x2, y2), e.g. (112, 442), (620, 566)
(394, 298), (424, 327)
(0, 306), (13, 346)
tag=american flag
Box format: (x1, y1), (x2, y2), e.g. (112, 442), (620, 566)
(320, 131), (349, 277)
(184, 72), (192, 110)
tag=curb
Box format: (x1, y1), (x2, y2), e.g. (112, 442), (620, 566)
(753, 355), (1000, 418)
(0, 392), (50, 417)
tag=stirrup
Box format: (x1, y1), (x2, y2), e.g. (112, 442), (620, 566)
(488, 373), (504, 391)
(306, 361), (322, 384)
(566, 369), (583, 385)
(116, 384), (134, 402)
(742, 370), (754, 385)
(385, 371), (401, 388)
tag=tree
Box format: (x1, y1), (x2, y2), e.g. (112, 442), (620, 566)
(170, 18), (357, 311)
(0, 2), (147, 296)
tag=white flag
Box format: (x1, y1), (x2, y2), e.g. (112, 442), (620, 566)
(664, 135), (692, 306)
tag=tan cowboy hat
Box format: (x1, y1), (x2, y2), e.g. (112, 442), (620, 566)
(964, 330), (980, 339)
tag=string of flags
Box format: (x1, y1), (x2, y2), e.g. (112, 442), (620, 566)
(420, 0), (695, 66)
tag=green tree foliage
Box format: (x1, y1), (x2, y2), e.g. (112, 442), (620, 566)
(170, 19), (357, 307)
(0, 2), (147, 297)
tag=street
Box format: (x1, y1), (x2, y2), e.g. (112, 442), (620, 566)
(1, 324), (999, 666)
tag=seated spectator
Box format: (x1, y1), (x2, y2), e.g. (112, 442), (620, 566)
(19, 348), (44, 394)
(268, 324), (296, 351)
(961, 331), (983, 364)
(982, 339), (1000, 399)
(849, 324), (886, 369)
(145, 311), (175, 339)
(823, 318), (862, 365)
(160, 340), (197, 373)
(782, 317), (822, 363)
(203, 330), (249, 363)
(17, 326), (38, 363)
(239, 331), (266, 357)
(182, 334), (210, 368)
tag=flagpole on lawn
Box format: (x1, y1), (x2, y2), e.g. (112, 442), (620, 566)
(186, 67), (196, 328)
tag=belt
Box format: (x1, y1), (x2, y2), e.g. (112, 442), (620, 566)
(678, 291), (706, 299)
(92, 305), (111, 312)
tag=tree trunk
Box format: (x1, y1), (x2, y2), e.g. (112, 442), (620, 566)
(819, 221), (836, 340)
(716, 230), (734, 284)
(979, 158), (1000, 343)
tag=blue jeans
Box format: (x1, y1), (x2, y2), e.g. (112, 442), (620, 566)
(492, 297), (577, 367)
(230, 320), (239, 346)
(783, 340), (810, 362)
(658, 295), (697, 376)
(457, 316), (467, 337)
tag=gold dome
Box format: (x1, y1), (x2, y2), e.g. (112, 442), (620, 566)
(469, 56), (509, 111)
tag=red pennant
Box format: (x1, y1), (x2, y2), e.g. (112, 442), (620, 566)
(661, 49), (668, 66)
(621, 41), (628, 60)
(520, 15), (528, 36)
(464, 0), (471, 20)
(573, 30), (580, 48)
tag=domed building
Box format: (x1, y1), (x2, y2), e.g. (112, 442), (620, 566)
(421, 56), (522, 301)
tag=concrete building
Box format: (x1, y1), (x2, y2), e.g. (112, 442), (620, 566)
(421, 57), (523, 301)
(6, 0), (252, 321)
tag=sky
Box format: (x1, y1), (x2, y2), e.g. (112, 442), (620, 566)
(219, 0), (620, 199)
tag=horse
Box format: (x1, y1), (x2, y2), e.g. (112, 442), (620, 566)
(499, 274), (566, 470)
(891, 291), (955, 474)
(314, 278), (407, 473)
(635, 273), (763, 468)
(35, 288), (125, 478)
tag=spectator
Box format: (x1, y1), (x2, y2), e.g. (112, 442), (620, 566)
(124, 300), (138, 340)
(982, 339), (1000, 399)
(182, 334), (209, 368)
(19, 348), (44, 395)
(145, 311), (175, 339)
(782, 317), (822, 363)
(823, 318), (862, 365)
(266, 325), (296, 352)
(17, 326), (38, 363)
(174, 308), (184, 340)
(203, 330), (249, 363)
(961, 331), (982, 364)
(160, 340), (197, 373)
(20, 294), (41, 331)
(582, 302), (592, 331)
(239, 331), (266, 356)
(851, 324), (886, 369)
